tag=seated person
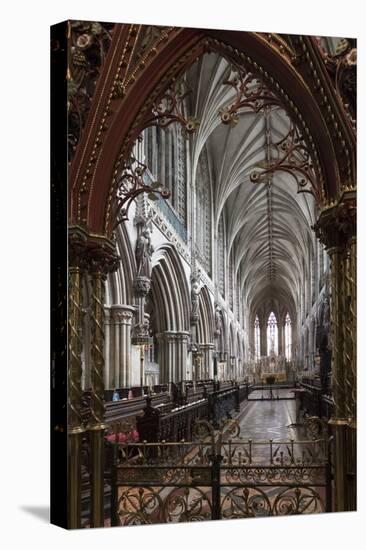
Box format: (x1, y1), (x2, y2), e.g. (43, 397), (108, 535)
(112, 389), (120, 402)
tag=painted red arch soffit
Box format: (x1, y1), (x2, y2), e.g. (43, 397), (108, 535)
(70, 25), (341, 237)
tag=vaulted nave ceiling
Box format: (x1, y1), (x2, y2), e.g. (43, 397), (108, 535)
(184, 52), (318, 321)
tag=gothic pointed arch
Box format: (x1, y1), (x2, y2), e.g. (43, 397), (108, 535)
(105, 221), (136, 306)
(69, 26), (355, 237)
(150, 244), (190, 332)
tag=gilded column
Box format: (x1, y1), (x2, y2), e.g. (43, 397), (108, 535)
(328, 246), (346, 419)
(88, 267), (107, 528)
(343, 237), (356, 421)
(68, 265), (85, 529)
(72, 230), (120, 529)
(314, 192), (356, 512)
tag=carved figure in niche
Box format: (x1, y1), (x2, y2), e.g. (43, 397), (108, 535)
(136, 225), (154, 279)
(190, 271), (201, 322)
(214, 305), (222, 336)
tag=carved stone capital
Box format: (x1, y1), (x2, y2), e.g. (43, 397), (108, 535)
(69, 225), (120, 273)
(199, 343), (215, 351)
(110, 305), (135, 325)
(175, 332), (190, 343)
(313, 191), (356, 249)
(157, 331), (190, 343)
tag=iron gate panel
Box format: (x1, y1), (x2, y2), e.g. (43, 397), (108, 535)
(110, 418), (332, 525)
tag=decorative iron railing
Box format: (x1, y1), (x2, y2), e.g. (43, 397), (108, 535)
(109, 417), (332, 525)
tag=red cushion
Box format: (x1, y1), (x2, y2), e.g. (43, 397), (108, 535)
(105, 431), (139, 442)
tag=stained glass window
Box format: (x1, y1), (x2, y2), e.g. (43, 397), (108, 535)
(267, 312), (278, 355)
(285, 312), (292, 360)
(218, 217), (225, 296)
(254, 315), (261, 360)
(195, 152), (212, 275)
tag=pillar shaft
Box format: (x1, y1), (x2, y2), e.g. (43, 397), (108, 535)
(68, 226), (120, 529)
(88, 270), (107, 528)
(199, 343), (215, 379)
(313, 194), (356, 512)
(329, 247), (346, 420)
(157, 331), (189, 383)
(68, 266), (85, 529)
(104, 309), (111, 389)
(343, 238), (356, 420)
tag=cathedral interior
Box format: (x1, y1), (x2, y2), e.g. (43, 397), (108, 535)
(52, 22), (357, 529)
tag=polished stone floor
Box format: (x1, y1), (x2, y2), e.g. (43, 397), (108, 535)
(237, 389), (300, 440)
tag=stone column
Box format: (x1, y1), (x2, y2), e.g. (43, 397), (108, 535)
(199, 343), (215, 379)
(157, 331), (190, 383)
(314, 193), (356, 512)
(309, 320), (315, 370)
(120, 307), (134, 387)
(103, 308), (111, 389)
(110, 306), (120, 389)
(175, 332), (190, 381)
(238, 358), (243, 379)
(69, 227), (120, 529)
(260, 322), (267, 357)
(109, 305), (135, 388)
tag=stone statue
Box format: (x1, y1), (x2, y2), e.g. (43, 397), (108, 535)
(136, 226), (154, 279)
(190, 272), (201, 323)
(214, 305), (222, 336)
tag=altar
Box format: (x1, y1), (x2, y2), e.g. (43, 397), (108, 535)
(257, 354), (287, 383)
(260, 371), (287, 383)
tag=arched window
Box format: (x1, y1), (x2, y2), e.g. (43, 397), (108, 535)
(144, 125), (187, 227)
(254, 315), (261, 360)
(218, 217), (225, 296)
(229, 254), (233, 311)
(284, 312), (292, 360)
(267, 312), (278, 355)
(195, 150), (212, 275)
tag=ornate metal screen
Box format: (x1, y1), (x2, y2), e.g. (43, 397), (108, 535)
(110, 417), (332, 525)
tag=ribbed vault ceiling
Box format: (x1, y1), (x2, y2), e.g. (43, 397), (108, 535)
(185, 53), (318, 321)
